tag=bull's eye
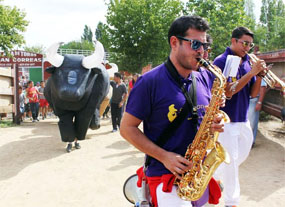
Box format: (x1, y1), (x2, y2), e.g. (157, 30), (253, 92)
(67, 71), (77, 85)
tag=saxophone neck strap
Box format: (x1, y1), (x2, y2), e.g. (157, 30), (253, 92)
(165, 57), (198, 130)
(144, 58), (198, 168)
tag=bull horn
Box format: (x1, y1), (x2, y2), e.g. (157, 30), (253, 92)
(109, 63), (118, 72)
(82, 40), (105, 69)
(107, 63), (119, 78)
(46, 42), (64, 67)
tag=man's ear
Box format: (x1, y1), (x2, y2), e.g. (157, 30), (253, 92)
(231, 38), (236, 45)
(170, 36), (179, 50)
(45, 66), (56, 74)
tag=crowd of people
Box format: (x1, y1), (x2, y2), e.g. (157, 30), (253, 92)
(100, 72), (140, 132)
(18, 77), (52, 123)
(18, 72), (140, 130)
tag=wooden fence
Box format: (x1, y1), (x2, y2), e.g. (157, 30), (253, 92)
(257, 50), (285, 120)
(0, 66), (19, 123)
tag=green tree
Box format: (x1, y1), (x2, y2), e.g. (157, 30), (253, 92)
(106, 0), (184, 73)
(253, 25), (267, 51)
(185, 0), (255, 58)
(81, 25), (93, 42)
(23, 45), (45, 54)
(58, 25), (99, 55)
(0, 1), (28, 55)
(257, 0), (285, 51)
(244, 0), (255, 21)
(60, 40), (94, 51)
(95, 21), (112, 52)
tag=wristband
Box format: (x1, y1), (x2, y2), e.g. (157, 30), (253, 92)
(257, 101), (262, 104)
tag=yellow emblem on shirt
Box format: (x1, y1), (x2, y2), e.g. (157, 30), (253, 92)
(167, 104), (177, 122)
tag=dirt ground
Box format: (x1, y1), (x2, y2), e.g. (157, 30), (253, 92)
(0, 116), (284, 207)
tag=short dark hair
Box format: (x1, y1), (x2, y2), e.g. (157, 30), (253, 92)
(114, 72), (121, 79)
(27, 80), (33, 85)
(168, 15), (209, 44)
(231, 26), (254, 39)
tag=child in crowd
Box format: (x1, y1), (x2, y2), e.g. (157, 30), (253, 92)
(38, 81), (49, 120)
(18, 86), (26, 122)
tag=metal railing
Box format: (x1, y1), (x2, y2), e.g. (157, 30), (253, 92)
(57, 49), (113, 63)
(57, 49), (93, 56)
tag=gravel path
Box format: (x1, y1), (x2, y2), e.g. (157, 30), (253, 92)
(0, 117), (284, 207)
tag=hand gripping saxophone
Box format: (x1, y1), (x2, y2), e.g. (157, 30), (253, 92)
(175, 58), (230, 201)
(248, 53), (285, 95)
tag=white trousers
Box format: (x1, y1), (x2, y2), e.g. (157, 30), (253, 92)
(214, 121), (253, 206)
(156, 183), (193, 207)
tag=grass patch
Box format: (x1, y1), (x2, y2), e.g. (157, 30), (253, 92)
(259, 111), (273, 122)
(0, 120), (16, 128)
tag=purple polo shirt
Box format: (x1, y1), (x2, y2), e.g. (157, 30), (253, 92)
(213, 47), (256, 122)
(126, 60), (213, 177)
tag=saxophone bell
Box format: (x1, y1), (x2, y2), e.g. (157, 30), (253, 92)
(248, 53), (285, 92)
(175, 57), (230, 201)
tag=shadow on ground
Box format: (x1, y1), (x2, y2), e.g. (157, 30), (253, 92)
(0, 121), (65, 181)
(102, 140), (144, 171)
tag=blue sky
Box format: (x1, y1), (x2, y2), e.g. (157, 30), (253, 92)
(3, 0), (265, 50)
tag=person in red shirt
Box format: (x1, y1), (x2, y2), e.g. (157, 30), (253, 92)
(26, 80), (41, 122)
(128, 73), (139, 95)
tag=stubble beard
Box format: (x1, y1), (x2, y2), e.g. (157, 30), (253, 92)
(179, 56), (199, 71)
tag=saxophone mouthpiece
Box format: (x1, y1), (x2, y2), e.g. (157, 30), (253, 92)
(196, 58), (209, 68)
(196, 58), (201, 67)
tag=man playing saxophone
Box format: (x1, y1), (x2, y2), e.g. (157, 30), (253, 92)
(213, 27), (266, 207)
(120, 15), (226, 207)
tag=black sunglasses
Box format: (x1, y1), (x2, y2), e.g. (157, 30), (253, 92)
(176, 36), (208, 51)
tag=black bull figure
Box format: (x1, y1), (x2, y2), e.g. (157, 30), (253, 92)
(44, 41), (109, 142)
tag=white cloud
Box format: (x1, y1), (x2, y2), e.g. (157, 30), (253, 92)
(3, 0), (108, 49)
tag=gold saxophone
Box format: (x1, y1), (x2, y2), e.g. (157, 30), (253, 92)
(248, 53), (285, 95)
(175, 58), (230, 201)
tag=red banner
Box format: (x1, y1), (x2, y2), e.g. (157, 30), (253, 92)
(0, 50), (43, 67)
